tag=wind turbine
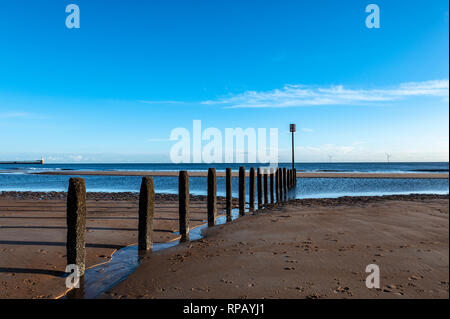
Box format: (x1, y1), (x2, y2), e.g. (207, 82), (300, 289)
(385, 153), (391, 163)
(328, 155), (333, 162)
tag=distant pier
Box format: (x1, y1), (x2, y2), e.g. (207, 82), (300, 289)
(0, 157), (45, 165)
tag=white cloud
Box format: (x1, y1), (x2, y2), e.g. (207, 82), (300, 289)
(68, 154), (84, 162)
(301, 128), (314, 133)
(202, 79), (449, 109)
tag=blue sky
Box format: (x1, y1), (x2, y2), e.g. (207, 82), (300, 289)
(0, 0), (448, 163)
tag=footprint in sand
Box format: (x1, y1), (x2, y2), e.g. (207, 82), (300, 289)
(284, 267), (295, 270)
(333, 286), (352, 296)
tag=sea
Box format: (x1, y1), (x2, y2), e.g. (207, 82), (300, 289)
(0, 162), (448, 199)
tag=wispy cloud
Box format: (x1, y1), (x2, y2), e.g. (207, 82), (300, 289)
(301, 128), (314, 133)
(202, 79), (449, 109)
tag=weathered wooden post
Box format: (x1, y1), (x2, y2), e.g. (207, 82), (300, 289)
(287, 168), (289, 191)
(179, 171), (190, 242)
(291, 169), (294, 188)
(278, 168), (283, 203)
(270, 168), (274, 204)
(290, 169), (293, 188)
(226, 168), (232, 220)
(275, 168), (279, 203)
(249, 167), (255, 212)
(292, 170), (294, 187)
(66, 178), (87, 276)
(291, 169), (295, 188)
(294, 168), (297, 186)
(257, 168), (263, 209)
(138, 177), (155, 251)
(283, 168), (287, 200)
(239, 166), (246, 216)
(292, 170), (294, 188)
(263, 169), (268, 206)
(288, 169), (291, 192)
(287, 169), (290, 189)
(207, 168), (217, 227)
(292, 169), (295, 187)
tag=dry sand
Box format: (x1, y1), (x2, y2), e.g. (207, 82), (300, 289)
(102, 194), (449, 299)
(32, 170), (448, 179)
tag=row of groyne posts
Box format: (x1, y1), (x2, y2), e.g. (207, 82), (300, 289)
(66, 167), (297, 278)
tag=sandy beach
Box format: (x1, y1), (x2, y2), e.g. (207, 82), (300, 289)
(101, 194), (449, 299)
(32, 170), (449, 179)
(1, 191), (447, 299)
(0, 192), (235, 299)
(2, 0), (448, 306)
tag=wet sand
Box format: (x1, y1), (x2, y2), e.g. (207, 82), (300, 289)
(102, 194), (449, 299)
(0, 193), (234, 299)
(1, 193), (448, 299)
(32, 171), (449, 179)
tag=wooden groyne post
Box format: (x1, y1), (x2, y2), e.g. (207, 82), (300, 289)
(263, 169), (268, 207)
(283, 168), (287, 200)
(290, 169), (293, 188)
(278, 168), (283, 203)
(291, 169), (295, 188)
(287, 169), (291, 189)
(66, 178), (87, 276)
(249, 167), (255, 212)
(257, 168), (263, 209)
(226, 168), (232, 220)
(179, 171), (190, 242)
(275, 168), (279, 203)
(138, 177), (155, 251)
(270, 168), (274, 204)
(290, 169), (294, 188)
(292, 169), (294, 188)
(208, 168), (217, 227)
(239, 166), (246, 216)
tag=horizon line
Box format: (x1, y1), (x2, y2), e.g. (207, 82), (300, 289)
(1, 161), (448, 165)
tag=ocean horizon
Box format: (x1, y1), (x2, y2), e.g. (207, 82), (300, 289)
(0, 161), (448, 173)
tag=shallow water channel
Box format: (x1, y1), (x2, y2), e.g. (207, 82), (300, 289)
(63, 208), (243, 299)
